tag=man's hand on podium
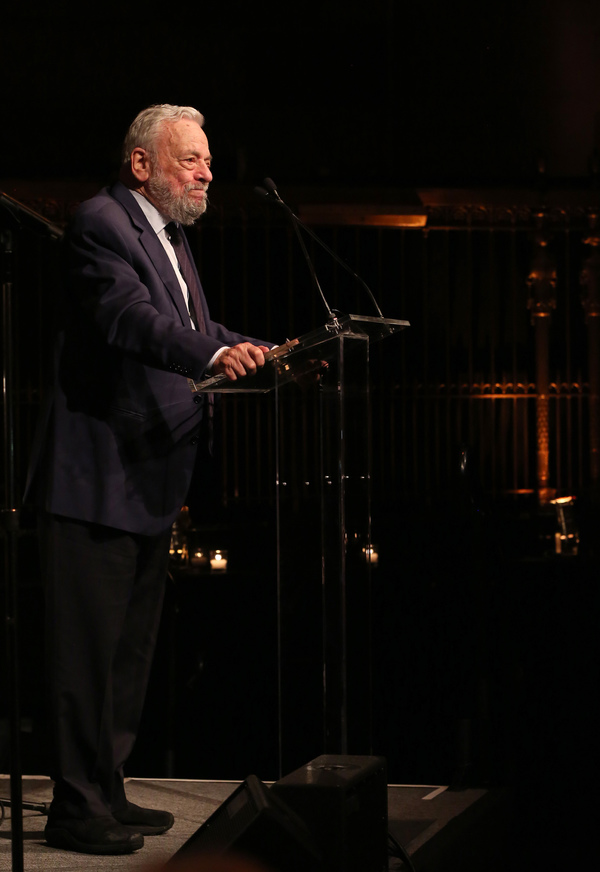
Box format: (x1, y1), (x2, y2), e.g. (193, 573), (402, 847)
(212, 343), (271, 381)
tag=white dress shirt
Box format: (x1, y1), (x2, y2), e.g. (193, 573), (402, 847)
(130, 189), (227, 372)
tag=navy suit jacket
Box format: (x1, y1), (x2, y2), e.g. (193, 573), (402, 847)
(28, 181), (270, 535)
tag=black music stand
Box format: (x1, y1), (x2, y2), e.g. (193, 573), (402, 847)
(1, 192), (63, 872)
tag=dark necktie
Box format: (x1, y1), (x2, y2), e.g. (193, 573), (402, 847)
(166, 222), (206, 332)
(166, 222), (214, 450)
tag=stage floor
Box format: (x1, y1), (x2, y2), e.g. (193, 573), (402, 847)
(0, 774), (517, 872)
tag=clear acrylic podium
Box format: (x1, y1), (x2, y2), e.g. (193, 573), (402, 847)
(190, 314), (409, 775)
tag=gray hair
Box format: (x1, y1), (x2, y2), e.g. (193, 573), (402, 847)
(121, 104), (205, 164)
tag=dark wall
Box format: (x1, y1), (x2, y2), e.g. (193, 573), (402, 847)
(2, 1), (600, 187)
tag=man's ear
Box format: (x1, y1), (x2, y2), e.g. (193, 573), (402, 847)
(130, 147), (151, 182)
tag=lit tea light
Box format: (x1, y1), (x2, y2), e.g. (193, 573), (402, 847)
(362, 546), (379, 566)
(210, 550), (228, 571)
(190, 548), (208, 568)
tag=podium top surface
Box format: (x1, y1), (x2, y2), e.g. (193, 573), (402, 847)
(189, 313), (410, 394)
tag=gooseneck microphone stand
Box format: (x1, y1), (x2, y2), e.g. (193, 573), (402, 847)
(1, 191), (63, 872)
(254, 177), (385, 321)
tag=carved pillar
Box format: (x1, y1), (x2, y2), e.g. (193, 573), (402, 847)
(527, 228), (557, 505)
(580, 215), (600, 498)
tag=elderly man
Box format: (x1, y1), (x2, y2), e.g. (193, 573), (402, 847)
(27, 104), (273, 854)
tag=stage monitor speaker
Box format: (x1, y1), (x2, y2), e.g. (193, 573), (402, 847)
(170, 773), (325, 872)
(271, 755), (388, 872)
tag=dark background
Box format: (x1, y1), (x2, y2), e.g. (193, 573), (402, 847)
(2, 0), (599, 189)
(2, 2), (600, 867)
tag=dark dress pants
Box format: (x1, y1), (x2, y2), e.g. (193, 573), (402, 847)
(39, 512), (171, 819)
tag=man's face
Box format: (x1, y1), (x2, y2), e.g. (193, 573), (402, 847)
(145, 119), (213, 225)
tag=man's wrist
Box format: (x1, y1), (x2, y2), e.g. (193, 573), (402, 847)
(205, 346), (229, 375)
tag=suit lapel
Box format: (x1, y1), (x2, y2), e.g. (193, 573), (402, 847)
(110, 182), (191, 326)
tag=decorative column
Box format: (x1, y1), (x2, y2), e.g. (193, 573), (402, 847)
(527, 228), (557, 505)
(580, 215), (600, 499)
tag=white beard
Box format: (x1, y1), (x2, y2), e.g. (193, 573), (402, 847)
(147, 169), (208, 226)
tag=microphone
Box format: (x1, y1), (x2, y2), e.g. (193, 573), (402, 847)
(255, 179), (338, 325)
(262, 177), (281, 200)
(255, 178), (384, 320)
(254, 178), (285, 205)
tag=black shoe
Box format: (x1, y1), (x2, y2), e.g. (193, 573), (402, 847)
(113, 801), (175, 835)
(45, 814), (144, 854)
